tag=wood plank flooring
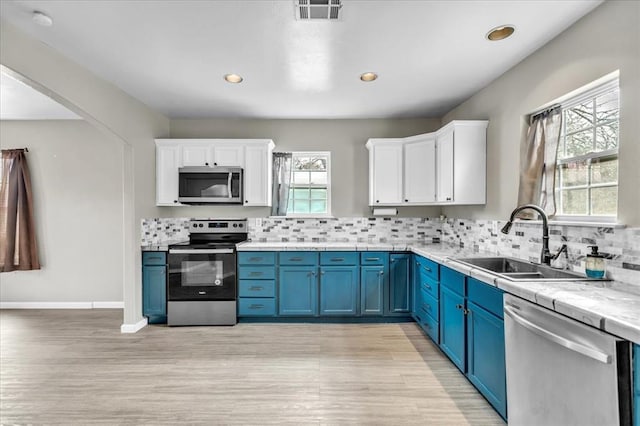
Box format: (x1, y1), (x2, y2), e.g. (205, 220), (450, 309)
(0, 310), (504, 425)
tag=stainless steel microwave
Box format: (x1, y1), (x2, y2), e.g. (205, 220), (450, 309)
(178, 166), (243, 204)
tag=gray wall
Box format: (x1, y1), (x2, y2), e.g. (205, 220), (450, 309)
(168, 118), (443, 218)
(442, 0), (640, 226)
(0, 121), (124, 304)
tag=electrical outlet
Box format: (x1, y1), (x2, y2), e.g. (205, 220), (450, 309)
(255, 217), (262, 227)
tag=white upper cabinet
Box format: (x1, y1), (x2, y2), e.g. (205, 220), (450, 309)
(154, 139), (274, 207)
(366, 139), (404, 205)
(404, 135), (436, 204)
(243, 142), (274, 206)
(437, 121), (487, 205)
(366, 120), (487, 206)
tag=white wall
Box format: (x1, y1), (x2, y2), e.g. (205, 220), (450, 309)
(168, 118), (443, 218)
(0, 121), (123, 304)
(442, 0), (640, 226)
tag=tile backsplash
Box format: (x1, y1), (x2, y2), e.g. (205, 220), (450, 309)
(141, 216), (639, 287)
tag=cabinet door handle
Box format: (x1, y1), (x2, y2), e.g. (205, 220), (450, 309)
(330, 258), (345, 262)
(446, 197), (452, 201)
(365, 258), (380, 261)
(455, 304), (463, 310)
(250, 304), (264, 309)
(379, 271), (384, 276)
(404, 199), (408, 202)
(249, 286), (264, 291)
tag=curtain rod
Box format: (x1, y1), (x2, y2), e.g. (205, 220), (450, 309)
(530, 104), (561, 121)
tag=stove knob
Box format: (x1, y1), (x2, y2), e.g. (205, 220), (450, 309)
(192, 224), (197, 228)
(239, 223), (244, 228)
(233, 224), (238, 228)
(199, 223), (204, 228)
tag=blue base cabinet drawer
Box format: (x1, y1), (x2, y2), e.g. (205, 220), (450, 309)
(418, 312), (439, 343)
(238, 280), (276, 298)
(320, 251), (359, 266)
(468, 277), (504, 319)
(418, 275), (439, 300)
(441, 266), (466, 296)
(143, 251), (166, 266)
(238, 266), (276, 280)
(238, 298), (276, 316)
(279, 252), (318, 266)
(238, 252), (276, 265)
(415, 255), (439, 281)
(418, 291), (439, 321)
(361, 252), (389, 265)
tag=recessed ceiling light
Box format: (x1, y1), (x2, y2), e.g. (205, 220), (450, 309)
(360, 72), (378, 82)
(486, 25), (515, 41)
(224, 74), (243, 84)
(32, 11), (53, 27)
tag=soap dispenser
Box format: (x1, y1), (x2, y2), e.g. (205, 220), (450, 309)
(585, 245), (606, 278)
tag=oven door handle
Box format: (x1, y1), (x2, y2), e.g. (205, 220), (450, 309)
(169, 249), (234, 254)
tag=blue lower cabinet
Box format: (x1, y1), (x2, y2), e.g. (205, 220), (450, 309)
(388, 253), (411, 315)
(466, 300), (507, 419)
(238, 298), (276, 316)
(320, 266), (359, 316)
(278, 266), (318, 316)
(360, 265), (385, 316)
(142, 264), (167, 324)
(439, 285), (466, 372)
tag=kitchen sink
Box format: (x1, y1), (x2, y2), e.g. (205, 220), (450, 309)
(453, 257), (610, 282)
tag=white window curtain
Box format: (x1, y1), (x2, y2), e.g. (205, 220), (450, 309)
(517, 108), (562, 218)
(271, 152), (292, 216)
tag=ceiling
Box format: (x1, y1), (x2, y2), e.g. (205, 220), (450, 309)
(0, 0), (602, 119)
(0, 71), (81, 120)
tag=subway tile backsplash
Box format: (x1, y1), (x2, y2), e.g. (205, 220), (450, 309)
(141, 216), (639, 287)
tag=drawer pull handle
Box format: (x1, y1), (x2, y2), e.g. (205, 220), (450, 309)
(423, 303), (431, 310)
(250, 304), (264, 309)
(366, 258), (381, 261)
(249, 272), (263, 276)
(248, 257), (263, 261)
(423, 266), (432, 272)
(289, 257), (303, 261)
(249, 286), (264, 291)
(424, 323), (431, 329)
(331, 258), (345, 262)
(423, 283), (431, 290)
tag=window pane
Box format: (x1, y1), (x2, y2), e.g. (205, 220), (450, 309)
(559, 162), (588, 187)
(595, 91), (619, 124)
(310, 188), (326, 199)
(294, 156), (326, 170)
(293, 171), (310, 184)
(293, 157), (309, 171)
(591, 157), (618, 185)
(565, 102), (593, 133)
(293, 201), (310, 214)
(561, 189), (588, 215)
(293, 188), (309, 199)
(310, 200), (326, 214)
(591, 186), (617, 216)
(595, 122), (618, 151)
(310, 171), (327, 185)
(565, 129), (594, 157)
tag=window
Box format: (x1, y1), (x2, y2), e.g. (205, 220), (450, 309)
(554, 80), (619, 219)
(287, 152), (331, 216)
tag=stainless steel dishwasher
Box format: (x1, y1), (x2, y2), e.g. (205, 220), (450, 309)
(503, 294), (632, 426)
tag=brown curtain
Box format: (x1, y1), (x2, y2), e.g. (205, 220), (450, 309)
(0, 149), (40, 272)
(517, 108), (562, 218)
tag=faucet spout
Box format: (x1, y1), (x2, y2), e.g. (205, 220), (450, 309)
(502, 204), (552, 265)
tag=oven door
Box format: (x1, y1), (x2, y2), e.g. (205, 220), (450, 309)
(167, 248), (236, 301)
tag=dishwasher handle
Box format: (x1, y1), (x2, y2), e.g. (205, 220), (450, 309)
(504, 305), (612, 364)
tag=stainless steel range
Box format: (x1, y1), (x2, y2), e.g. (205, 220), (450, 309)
(167, 219), (247, 326)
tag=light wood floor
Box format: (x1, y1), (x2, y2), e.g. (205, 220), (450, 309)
(0, 310), (505, 425)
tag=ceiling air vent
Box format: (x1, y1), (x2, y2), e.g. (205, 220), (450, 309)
(295, 0), (343, 21)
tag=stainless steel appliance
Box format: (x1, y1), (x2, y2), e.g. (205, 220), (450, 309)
(178, 166), (243, 204)
(167, 219), (247, 325)
(504, 294), (632, 425)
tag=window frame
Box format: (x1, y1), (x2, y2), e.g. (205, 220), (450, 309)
(545, 78), (619, 223)
(285, 151), (332, 218)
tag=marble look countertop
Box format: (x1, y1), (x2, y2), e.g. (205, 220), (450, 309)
(237, 241), (640, 344)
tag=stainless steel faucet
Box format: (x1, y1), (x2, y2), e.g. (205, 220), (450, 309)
(501, 204), (566, 266)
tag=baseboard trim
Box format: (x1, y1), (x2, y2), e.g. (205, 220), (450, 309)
(120, 317), (148, 334)
(0, 301), (124, 309)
